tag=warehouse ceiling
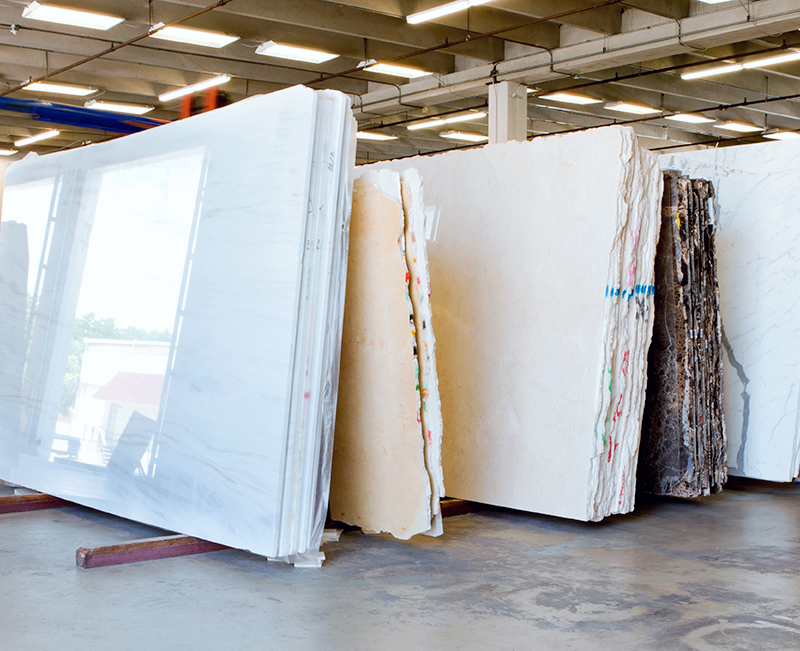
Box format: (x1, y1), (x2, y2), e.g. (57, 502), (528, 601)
(2, 0), (800, 163)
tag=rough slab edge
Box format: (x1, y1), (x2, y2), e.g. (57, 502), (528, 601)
(76, 535), (228, 569)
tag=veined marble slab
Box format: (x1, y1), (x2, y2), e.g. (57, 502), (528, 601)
(369, 126), (662, 521)
(0, 87), (355, 560)
(662, 142), (800, 482)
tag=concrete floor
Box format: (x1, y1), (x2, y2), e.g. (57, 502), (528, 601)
(1, 479), (799, 651)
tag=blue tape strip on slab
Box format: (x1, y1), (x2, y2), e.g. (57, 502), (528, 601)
(605, 285), (654, 297)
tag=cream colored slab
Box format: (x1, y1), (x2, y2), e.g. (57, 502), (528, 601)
(369, 126), (662, 521)
(330, 170), (432, 539)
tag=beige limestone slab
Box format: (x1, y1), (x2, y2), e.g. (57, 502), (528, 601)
(369, 126), (662, 521)
(330, 170), (432, 539)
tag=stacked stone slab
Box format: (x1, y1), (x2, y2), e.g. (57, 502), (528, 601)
(639, 172), (727, 498)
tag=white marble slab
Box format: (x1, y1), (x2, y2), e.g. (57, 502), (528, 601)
(662, 141), (800, 482)
(369, 126), (662, 521)
(0, 87), (354, 559)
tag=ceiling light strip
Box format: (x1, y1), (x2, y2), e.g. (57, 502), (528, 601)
(363, 63), (430, 78)
(85, 100), (154, 115)
(440, 131), (488, 142)
(407, 111), (486, 130)
(407, 0), (494, 25)
(716, 121), (763, 133)
(14, 129), (60, 147)
(682, 63), (743, 80)
(158, 74), (231, 102)
(23, 2), (124, 30)
(742, 51), (800, 69)
(356, 132), (397, 141)
(256, 41), (338, 64)
(682, 50), (800, 80)
(665, 113), (714, 124)
(23, 81), (96, 96)
(149, 25), (239, 48)
(764, 131), (800, 140)
(605, 102), (660, 115)
(539, 92), (601, 105)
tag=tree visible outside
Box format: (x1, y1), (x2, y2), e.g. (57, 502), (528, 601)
(60, 313), (171, 416)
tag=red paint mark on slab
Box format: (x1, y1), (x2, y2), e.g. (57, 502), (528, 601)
(621, 350), (630, 377)
(612, 394), (623, 423)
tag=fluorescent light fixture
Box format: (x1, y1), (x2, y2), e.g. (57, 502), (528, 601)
(742, 51), (800, 68)
(408, 118), (446, 131)
(605, 102), (660, 115)
(23, 2), (124, 30)
(362, 62), (430, 78)
(0, 148), (18, 156)
(681, 63), (742, 80)
(356, 132), (398, 141)
(23, 81), (96, 96)
(407, 0), (494, 25)
(407, 111), (486, 130)
(14, 129), (59, 147)
(255, 41), (338, 64)
(665, 113), (714, 124)
(158, 74), (231, 102)
(150, 25), (239, 49)
(716, 121), (762, 133)
(682, 52), (800, 80)
(540, 92), (601, 105)
(764, 131), (800, 140)
(440, 131), (488, 142)
(443, 111), (486, 124)
(85, 100), (154, 115)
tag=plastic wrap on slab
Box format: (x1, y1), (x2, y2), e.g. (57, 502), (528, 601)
(0, 86), (354, 564)
(639, 172), (726, 498)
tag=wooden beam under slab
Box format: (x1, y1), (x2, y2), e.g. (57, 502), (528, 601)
(440, 498), (485, 518)
(77, 534), (229, 569)
(0, 493), (72, 514)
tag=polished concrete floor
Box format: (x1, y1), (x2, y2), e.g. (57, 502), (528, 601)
(1, 479), (799, 651)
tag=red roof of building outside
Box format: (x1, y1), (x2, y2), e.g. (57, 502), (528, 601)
(92, 372), (165, 406)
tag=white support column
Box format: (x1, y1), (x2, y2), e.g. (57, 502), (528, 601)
(488, 81), (527, 145)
